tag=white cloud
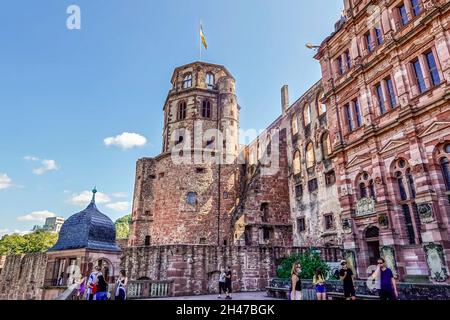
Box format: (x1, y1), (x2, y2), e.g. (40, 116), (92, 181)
(33, 159), (58, 175)
(106, 202), (130, 212)
(24, 155), (39, 161)
(0, 173), (12, 190)
(24, 156), (59, 175)
(111, 192), (128, 198)
(70, 191), (111, 206)
(17, 210), (56, 222)
(104, 132), (147, 150)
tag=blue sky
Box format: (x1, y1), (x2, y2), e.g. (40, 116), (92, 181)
(0, 0), (342, 235)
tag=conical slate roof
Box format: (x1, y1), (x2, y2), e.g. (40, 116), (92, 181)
(48, 189), (121, 252)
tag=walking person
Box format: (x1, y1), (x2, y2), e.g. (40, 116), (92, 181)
(95, 272), (108, 300)
(115, 270), (128, 300)
(224, 266), (233, 300)
(313, 268), (327, 300)
(217, 267), (226, 299)
(339, 260), (356, 300)
(370, 258), (398, 300)
(290, 262), (302, 300)
(86, 265), (100, 300)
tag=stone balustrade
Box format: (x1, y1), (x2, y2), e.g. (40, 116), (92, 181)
(127, 280), (173, 299)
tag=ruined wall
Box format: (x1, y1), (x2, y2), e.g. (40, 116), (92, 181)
(129, 153), (240, 246)
(235, 125), (293, 247)
(121, 245), (343, 296)
(0, 253), (47, 300)
(285, 81), (343, 247)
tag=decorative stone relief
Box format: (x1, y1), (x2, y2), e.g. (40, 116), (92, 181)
(356, 197), (375, 217)
(417, 203), (434, 224)
(378, 214), (389, 228)
(424, 243), (449, 282)
(380, 246), (398, 278)
(342, 219), (352, 234)
(344, 250), (357, 274)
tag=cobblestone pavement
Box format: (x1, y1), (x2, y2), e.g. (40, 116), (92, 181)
(148, 291), (281, 300)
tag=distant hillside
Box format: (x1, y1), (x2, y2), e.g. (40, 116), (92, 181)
(115, 214), (131, 239)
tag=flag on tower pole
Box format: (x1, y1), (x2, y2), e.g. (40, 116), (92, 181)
(200, 23), (208, 50)
(199, 21), (207, 61)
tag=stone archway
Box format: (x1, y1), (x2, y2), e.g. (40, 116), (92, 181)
(207, 271), (220, 294)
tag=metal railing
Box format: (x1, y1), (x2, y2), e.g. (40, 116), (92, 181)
(127, 280), (173, 299)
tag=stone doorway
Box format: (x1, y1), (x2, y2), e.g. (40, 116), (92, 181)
(365, 226), (380, 266)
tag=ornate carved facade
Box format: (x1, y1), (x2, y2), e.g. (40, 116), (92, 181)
(315, 0), (450, 281)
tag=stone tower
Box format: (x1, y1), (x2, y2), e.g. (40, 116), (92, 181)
(129, 62), (241, 246)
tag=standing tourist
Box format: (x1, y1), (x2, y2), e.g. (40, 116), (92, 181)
(225, 266), (233, 300)
(290, 262), (302, 300)
(313, 268), (327, 300)
(77, 274), (86, 300)
(370, 258), (398, 300)
(218, 267), (226, 299)
(86, 265), (100, 300)
(115, 270), (128, 300)
(95, 272), (108, 300)
(339, 260), (356, 300)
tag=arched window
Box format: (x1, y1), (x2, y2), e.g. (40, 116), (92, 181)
(293, 150), (301, 175)
(357, 172), (376, 200)
(321, 133), (332, 159)
(183, 73), (192, 89)
(266, 135), (272, 157)
(291, 114), (298, 135)
(306, 142), (315, 168)
(359, 182), (367, 198)
(392, 158), (421, 245)
(206, 72), (215, 89)
(318, 92), (327, 116)
(393, 159), (415, 201)
(186, 192), (197, 205)
(440, 157), (450, 191)
(177, 101), (187, 120)
(304, 104), (311, 126)
(202, 100), (211, 118)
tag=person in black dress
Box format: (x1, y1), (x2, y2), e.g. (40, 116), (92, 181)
(339, 260), (356, 300)
(225, 266), (232, 299)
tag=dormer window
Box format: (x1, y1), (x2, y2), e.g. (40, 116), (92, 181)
(183, 73), (192, 89)
(206, 72), (215, 89)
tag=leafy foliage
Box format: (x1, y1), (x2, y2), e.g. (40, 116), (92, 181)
(115, 214), (131, 239)
(276, 249), (330, 279)
(0, 230), (58, 255)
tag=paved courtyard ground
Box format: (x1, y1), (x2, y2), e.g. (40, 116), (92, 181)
(149, 291), (280, 300)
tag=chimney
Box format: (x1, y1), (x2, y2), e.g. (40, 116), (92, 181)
(281, 85), (289, 115)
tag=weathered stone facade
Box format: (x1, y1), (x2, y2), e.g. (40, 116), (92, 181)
(0, 253), (47, 300)
(284, 81), (344, 247)
(120, 245), (342, 296)
(128, 62), (242, 247)
(128, 62), (293, 247)
(315, 0), (450, 281)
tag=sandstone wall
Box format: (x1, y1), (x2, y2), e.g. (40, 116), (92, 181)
(0, 253), (47, 300)
(120, 245), (343, 296)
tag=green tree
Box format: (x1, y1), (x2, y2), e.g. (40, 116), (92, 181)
(115, 214), (131, 239)
(0, 230), (57, 255)
(276, 249), (329, 279)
